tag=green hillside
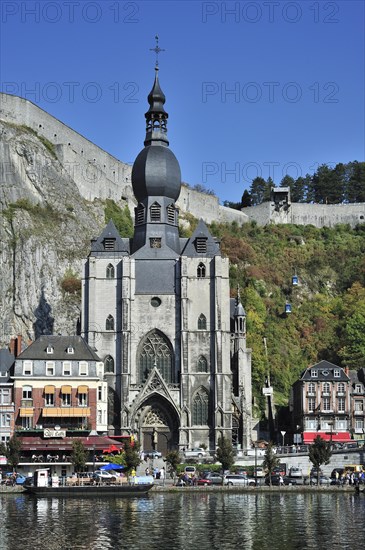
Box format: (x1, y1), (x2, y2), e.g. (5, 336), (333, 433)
(207, 220), (365, 415)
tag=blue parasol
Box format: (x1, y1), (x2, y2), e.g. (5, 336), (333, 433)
(99, 463), (126, 470)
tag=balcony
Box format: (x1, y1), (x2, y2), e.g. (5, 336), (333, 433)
(353, 410), (364, 415)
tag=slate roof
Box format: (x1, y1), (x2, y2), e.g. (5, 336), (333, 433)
(300, 360), (349, 381)
(181, 219), (221, 257)
(16, 336), (101, 361)
(0, 348), (14, 381)
(90, 219), (130, 256)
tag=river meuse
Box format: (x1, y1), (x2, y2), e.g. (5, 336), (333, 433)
(1, 491), (364, 550)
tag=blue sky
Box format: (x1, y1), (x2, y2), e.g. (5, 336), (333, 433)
(1, 0), (364, 203)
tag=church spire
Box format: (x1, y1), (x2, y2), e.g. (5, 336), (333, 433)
(145, 36), (168, 146)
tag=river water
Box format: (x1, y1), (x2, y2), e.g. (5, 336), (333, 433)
(1, 491), (364, 550)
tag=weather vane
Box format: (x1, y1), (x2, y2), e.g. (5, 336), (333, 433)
(150, 35), (165, 68)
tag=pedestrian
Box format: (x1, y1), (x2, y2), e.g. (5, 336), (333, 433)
(159, 467), (165, 485)
(145, 467), (150, 476)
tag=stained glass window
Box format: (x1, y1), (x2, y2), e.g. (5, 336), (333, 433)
(139, 331), (173, 383)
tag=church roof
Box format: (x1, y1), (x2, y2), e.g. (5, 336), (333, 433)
(181, 219), (221, 257)
(90, 220), (130, 255)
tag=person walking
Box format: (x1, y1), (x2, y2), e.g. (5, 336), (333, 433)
(159, 467), (165, 486)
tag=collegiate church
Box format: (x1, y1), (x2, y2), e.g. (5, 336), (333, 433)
(81, 61), (252, 453)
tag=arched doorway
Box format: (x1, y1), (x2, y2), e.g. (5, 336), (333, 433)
(137, 396), (179, 455)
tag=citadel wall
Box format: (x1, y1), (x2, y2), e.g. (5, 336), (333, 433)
(1, 93), (363, 229)
(0, 93), (247, 226)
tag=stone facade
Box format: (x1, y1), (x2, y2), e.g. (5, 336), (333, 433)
(81, 70), (252, 453)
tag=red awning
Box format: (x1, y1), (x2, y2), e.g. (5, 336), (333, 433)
(303, 432), (352, 444)
(19, 435), (124, 452)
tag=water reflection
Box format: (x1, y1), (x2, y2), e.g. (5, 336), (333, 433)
(0, 492), (364, 550)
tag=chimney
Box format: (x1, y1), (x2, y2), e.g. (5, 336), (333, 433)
(9, 337), (16, 356)
(344, 366), (349, 376)
(16, 334), (22, 357)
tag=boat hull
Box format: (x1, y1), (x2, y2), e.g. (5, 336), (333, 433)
(24, 483), (154, 497)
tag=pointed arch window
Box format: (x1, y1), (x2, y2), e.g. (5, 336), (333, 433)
(104, 355), (115, 373)
(150, 202), (161, 222)
(197, 262), (206, 278)
(138, 330), (174, 384)
(166, 203), (175, 224)
(136, 203), (145, 225)
(198, 314), (207, 330)
(106, 263), (115, 279)
(197, 356), (208, 373)
(106, 315), (114, 331)
(192, 388), (209, 425)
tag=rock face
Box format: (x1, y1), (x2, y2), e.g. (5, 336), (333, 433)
(0, 119), (109, 345)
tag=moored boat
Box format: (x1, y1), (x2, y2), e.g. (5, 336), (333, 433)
(23, 469), (154, 497)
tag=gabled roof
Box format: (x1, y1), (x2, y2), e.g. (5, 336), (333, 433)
(90, 220), (130, 255)
(0, 348), (14, 381)
(301, 360), (349, 381)
(16, 336), (101, 361)
(181, 219), (221, 257)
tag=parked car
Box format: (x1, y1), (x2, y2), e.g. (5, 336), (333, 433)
(272, 465), (286, 476)
(93, 470), (117, 481)
(224, 474), (256, 486)
(184, 448), (207, 459)
(283, 476), (304, 486)
(197, 472), (223, 486)
(253, 467), (264, 478)
(265, 474), (283, 486)
(288, 467), (303, 478)
(309, 475), (331, 486)
(144, 450), (162, 459)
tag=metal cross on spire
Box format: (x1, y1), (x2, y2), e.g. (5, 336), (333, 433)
(150, 35), (165, 68)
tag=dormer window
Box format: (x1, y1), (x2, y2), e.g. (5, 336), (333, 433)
(67, 347), (74, 354)
(150, 202), (161, 222)
(103, 238), (115, 251)
(195, 237), (207, 254)
(46, 346), (54, 355)
(311, 370), (318, 378)
(334, 369), (341, 378)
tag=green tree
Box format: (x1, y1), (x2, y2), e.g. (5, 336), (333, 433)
(308, 436), (332, 485)
(70, 439), (87, 474)
(122, 439), (141, 473)
(280, 174), (295, 191)
(249, 177), (267, 205)
(215, 436), (235, 473)
(262, 442), (281, 486)
(241, 189), (252, 207)
(0, 436), (22, 472)
(104, 199), (134, 237)
(164, 450), (181, 480)
(292, 175), (310, 202)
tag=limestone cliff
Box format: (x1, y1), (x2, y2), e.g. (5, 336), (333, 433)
(0, 119), (112, 345)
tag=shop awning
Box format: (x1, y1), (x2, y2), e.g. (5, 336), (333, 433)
(44, 385), (55, 393)
(19, 435), (125, 452)
(77, 385), (89, 393)
(42, 407), (90, 417)
(61, 385), (72, 394)
(303, 431), (352, 443)
(19, 408), (34, 417)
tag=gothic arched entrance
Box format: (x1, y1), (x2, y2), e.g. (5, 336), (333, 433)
(137, 396), (179, 455)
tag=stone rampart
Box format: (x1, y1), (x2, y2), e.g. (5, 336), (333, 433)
(2, 93), (364, 229)
(0, 93), (248, 226)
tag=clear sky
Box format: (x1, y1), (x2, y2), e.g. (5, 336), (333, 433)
(1, 0), (364, 203)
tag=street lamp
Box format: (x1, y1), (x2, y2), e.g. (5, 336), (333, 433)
(281, 431), (286, 448)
